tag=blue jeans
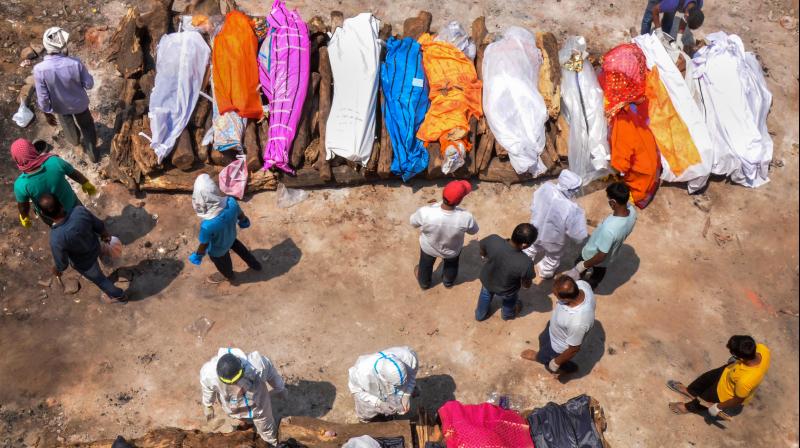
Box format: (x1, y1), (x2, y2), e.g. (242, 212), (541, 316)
(475, 286), (519, 321)
(77, 260), (124, 298)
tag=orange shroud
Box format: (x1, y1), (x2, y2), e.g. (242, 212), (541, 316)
(416, 33), (482, 153)
(644, 67), (702, 177)
(212, 11), (263, 119)
(610, 105), (661, 208)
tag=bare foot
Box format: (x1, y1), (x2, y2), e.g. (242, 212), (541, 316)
(520, 349), (538, 362)
(669, 402), (689, 415)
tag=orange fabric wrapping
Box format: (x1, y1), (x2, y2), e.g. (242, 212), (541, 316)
(212, 11), (263, 119)
(644, 67), (702, 177)
(610, 105), (660, 208)
(416, 33), (483, 154)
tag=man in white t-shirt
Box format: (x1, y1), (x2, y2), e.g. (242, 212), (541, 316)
(410, 180), (479, 289)
(521, 275), (596, 374)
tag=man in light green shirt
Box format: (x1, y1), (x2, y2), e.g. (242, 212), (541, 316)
(566, 182), (637, 288)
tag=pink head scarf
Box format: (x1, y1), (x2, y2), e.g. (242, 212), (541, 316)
(11, 139), (53, 173)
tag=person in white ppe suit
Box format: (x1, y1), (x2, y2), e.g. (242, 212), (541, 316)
(348, 346), (419, 422)
(524, 170), (588, 279)
(200, 347), (287, 445)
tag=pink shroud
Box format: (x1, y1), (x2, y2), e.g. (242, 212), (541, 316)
(439, 401), (535, 448)
(257, 0), (310, 174)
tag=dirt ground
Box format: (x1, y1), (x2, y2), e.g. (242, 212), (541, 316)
(0, 0), (798, 446)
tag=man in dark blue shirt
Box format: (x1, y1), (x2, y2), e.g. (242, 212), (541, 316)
(641, 0), (704, 37)
(40, 193), (126, 302)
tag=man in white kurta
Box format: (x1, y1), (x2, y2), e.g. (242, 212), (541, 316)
(524, 170), (588, 279)
(200, 347), (287, 445)
(348, 346), (418, 422)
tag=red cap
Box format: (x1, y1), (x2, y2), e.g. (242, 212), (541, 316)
(442, 180), (472, 205)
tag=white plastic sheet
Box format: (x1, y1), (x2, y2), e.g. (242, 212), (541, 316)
(558, 36), (610, 186)
(482, 27), (548, 176)
(634, 32), (713, 193)
(435, 21), (476, 60)
(687, 32), (773, 188)
(148, 31), (210, 163)
(342, 436), (381, 448)
(325, 13), (381, 166)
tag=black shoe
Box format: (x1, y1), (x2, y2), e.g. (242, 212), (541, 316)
(249, 261), (263, 271)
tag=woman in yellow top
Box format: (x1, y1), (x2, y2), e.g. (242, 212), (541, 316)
(668, 335), (770, 418)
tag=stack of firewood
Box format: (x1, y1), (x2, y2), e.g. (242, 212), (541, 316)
(103, 1), (569, 193)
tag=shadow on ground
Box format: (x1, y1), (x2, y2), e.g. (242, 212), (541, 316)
(558, 320), (606, 384)
(414, 374), (457, 413)
(235, 238), (302, 284)
(421, 240), (482, 289)
(595, 244), (639, 295)
(113, 258), (183, 301)
(272, 380), (336, 419)
(105, 204), (157, 245)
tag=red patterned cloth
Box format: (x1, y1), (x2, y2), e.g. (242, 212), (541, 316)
(439, 401), (534, 447)
(599, 43), (647, 115)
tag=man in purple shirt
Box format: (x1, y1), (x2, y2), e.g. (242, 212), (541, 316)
(641, 0), (704, 37)
(33, 27), (98, 162)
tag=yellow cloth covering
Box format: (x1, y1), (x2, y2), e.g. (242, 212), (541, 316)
(416, 33), (482, 153)
(644, 67), (702, 177)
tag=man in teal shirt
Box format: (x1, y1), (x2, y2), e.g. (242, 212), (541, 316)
(11, 138), (96, 227)
(566, 182), (637, 288)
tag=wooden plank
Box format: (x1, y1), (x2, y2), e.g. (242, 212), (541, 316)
(280, 416), (412, 448)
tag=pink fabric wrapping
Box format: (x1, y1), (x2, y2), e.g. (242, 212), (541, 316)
(258, 0), (310, 174)
(439, 401), (535, 448)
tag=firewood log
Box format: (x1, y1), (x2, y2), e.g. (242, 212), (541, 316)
(107, 8), (143, 78)
(536, 32), (561, 119)
(426, 143), (442, 179)
(377, 89), (393, 178)
(290, 72), (320, 169)
(330, 11), (344, 31)
(479, 157), (531, 185)
(245, 120), (261, 172)
(171, 128), (196, 171)
(314, 46), (333, 181)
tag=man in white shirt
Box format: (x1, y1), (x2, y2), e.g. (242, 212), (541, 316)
(200, 348), (287, 445)
(524, 170), (588, 279)
(521, 275), (596, 375)
(410, 180), (479, 289)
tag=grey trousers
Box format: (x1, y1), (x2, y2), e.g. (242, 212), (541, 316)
(58, 109), (97, 161)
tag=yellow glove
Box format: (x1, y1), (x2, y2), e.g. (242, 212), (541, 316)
(19, 214), (32, 228)
(81, 181), (97, 196)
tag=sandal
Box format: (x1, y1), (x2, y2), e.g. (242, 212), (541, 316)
(666, 380), (694, 400)
(669, 402), (689, 415)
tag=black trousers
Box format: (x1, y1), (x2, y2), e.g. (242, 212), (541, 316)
(209, 239), (261, 279)
(418, 249), (460, 289)
(685, 365), (724, 411)
(576, 256), (607, 289)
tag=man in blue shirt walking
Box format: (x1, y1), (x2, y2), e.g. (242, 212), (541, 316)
(188, 174), (261, 284)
